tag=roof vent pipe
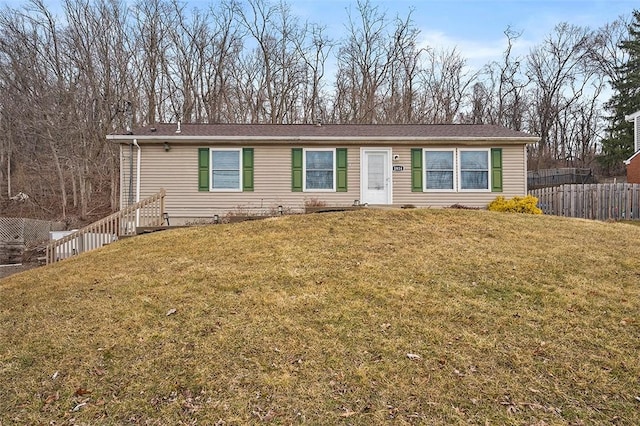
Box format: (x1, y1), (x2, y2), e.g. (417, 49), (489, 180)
(315, 119), (322, 127)
(176, 121), (181, 134)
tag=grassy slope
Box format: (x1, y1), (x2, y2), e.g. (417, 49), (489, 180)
(1, 209), (639, 425)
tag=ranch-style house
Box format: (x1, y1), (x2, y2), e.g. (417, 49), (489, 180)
(107, 123), (539, 224)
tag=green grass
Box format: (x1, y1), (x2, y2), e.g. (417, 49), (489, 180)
(1, 208), (639, 424)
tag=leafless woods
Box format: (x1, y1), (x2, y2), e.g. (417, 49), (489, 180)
(0, 0), (632, 220)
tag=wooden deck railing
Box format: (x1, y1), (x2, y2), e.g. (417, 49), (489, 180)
(46, 189), (166, 264)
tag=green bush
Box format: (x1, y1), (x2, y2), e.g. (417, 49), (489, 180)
(488, 195), (543, 214)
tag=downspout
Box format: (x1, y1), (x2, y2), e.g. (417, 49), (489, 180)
(128, 143), (134, 205)
(524, 145), (528, 194)
(134, 139), (141, 226)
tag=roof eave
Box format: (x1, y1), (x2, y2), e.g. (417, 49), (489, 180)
(106, 135), (539, 144)
(625, 111), (640, 121)
(624, 149), (640, 165)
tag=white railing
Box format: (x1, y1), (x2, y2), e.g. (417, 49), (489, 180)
(46, 189), (166, 264)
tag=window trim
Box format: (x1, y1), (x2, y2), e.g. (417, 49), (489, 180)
(458, 148), (491, 192)
(421, 148), (492, 192)
(210, 148), (243, 192)
(423, 148), (456, 192)
(303, 148), (336, 192)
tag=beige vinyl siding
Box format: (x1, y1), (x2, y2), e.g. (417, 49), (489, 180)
(131, 144), (361, 223)
(121, 142), (527, 223)
(390, 145), (526, 207)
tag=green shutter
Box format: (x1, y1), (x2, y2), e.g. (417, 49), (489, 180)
(491, 148), (503, 192)
(336, 148), (348, 192)
(198, 148), (209, 191)
(292, 148), (303, 192)
(242, 148), (254, 192)
(411, 148), (423, 192)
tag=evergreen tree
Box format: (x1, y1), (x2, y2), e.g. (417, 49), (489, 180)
(600, 10), (640, 175)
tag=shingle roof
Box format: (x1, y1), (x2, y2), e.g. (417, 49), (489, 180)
(109, 123), (537, 141)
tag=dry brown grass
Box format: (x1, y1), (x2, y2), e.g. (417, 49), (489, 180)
(1, 208), (639, 425)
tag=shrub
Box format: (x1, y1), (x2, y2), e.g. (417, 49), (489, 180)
(488, 195), (543, 214)
(304, 198), (327, 207)
(449, 204), (480, 210)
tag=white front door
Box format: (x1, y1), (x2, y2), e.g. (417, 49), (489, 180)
(361, 148), (392, 204)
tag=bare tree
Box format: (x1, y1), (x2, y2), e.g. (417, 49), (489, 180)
(202, 0), (244, 123)
(526, 23), (596, 168)
(296, 23), (334, 123)
(0, 0), (630, 220)
(463, 28), (528, 128)
(0, 0), (71, 217)
(333, 0), (392, 123)
(130, 0), (176, 124)
(237, 0), (309, 123)
(591, 16), (631, 84)
(418, 47), (477, 123)
(62, 0), (129, 215)
(381, 11), (423, 123)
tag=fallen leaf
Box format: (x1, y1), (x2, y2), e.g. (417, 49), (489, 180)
(339, 410), (356, 417)
(166, 308), (177, 316)
(406, 353), (421, 360)
(74, 388), (92, 396)
(51, 371), (59, 380)
(44, 392), (59, 405)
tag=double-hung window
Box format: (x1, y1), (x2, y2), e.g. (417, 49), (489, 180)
(421, 148), (491, 192)
(424, 149), (455, 191)
(211, 148), (242, 191)
(291, 148), (347, 192)
(304, 149), (335, 191)
(198, 147), (253, 192)
(459, 149), (489, 191)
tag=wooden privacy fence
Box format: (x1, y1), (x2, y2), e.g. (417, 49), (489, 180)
(530, 184), (640, 220)
(528, 168), (595, 189)
(46, 189), (166, 264)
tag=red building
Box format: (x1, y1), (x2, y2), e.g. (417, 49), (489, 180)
(624, 111), (640, 183)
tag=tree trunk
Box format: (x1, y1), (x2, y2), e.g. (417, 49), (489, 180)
(46, 129), (67, 219)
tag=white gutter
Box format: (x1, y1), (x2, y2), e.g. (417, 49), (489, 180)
(134, 138), (141, 226)
(624, 111), (640, 162)
(626, 112), (640, 153)
(107, 135), (539, 143)
(624, 111), (640, 122)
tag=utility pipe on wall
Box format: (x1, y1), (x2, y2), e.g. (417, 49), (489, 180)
(134, 139), (141, 226)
